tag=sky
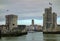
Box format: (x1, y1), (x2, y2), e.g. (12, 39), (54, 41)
(0, 0), (60, 25)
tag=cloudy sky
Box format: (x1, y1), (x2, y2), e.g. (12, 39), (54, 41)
(0, 0), (60, 25)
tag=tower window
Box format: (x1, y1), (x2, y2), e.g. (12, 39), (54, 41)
(13, 24), (15, 26)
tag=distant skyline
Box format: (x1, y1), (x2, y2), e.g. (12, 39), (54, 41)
(0, 0), (60, 25)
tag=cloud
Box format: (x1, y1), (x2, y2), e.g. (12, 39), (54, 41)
(0, 0), (60, 25)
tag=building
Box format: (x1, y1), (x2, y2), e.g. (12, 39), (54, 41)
(32, 19), (34, 26)
(0, 14), (28, 34)
(5, 14), (18, 30)
(26, 19), (42, 31)
(53, 12), (57, 31)
(11, 25), (27, 33)
(34, 25), (42, 31)
(0, 25), (7, 34)
(43, 7), (57, 32)
(56, 25), (60, 31)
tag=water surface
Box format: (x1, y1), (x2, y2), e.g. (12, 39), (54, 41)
(0, 32), (60, 41)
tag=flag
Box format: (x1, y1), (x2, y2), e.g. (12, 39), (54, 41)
(49, 2), (52, 5)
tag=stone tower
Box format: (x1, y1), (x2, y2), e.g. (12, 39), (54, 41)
(32, 19), (34, 26)
(5, 14), (18, 30)
(43, 7), (57, 32)
(52, 12), (57, 31)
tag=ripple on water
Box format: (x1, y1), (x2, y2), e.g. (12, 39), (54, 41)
(0, 32), (43, 41)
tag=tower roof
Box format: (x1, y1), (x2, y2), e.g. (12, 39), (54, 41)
(5, 14), (18, 17)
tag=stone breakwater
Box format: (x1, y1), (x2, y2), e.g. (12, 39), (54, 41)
(1, 32), (27, 37)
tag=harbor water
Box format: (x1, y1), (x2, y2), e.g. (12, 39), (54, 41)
(0, 32), (60, 41)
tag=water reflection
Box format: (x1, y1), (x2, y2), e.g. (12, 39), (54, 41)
(1, 32), (60, 41)
(1, 35), (26, 41)
(43, 34), (57, 41)
(0, 32), (43, 41)
(26, 32), (43, 41)
(44, 39), (56, 41)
